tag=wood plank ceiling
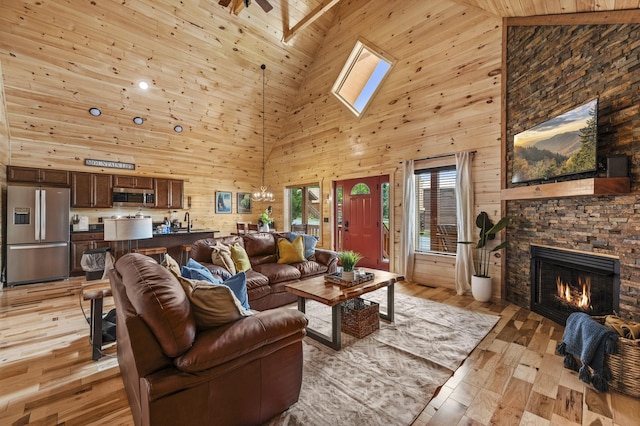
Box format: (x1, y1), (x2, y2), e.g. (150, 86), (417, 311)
(0, 0), (338, 177)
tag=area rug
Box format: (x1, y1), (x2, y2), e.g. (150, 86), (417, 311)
(267, 290), (499, 426)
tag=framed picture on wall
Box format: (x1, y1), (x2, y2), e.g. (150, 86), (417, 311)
(237, 192), (252, 214)
(215, 191), (232, 214)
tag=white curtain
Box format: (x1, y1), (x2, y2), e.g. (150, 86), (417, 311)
(455, 151), (474, 295)
(399, 160), (415, 282)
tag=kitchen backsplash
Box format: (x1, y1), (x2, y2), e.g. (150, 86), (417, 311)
(69, 208), (193, 229)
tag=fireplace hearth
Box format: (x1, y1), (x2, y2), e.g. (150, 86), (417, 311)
(530, 245), (620, 325)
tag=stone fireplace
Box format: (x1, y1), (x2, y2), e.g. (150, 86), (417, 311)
(503, 18), (640, 322)
(530, 245), (620, 325)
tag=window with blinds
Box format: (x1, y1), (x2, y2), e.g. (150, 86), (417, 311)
(415, 166), (458, 254)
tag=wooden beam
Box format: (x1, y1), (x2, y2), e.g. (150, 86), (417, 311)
(283, 0), (341, 43)
(231, 0), (245, 15)
(500, 178), (630, 201)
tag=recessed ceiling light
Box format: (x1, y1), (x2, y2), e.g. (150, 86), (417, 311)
(133, 117), (144, 125)
(88, 107), (101, 116)
(138, 81), (149, 90)
(174, 125), (183, 133)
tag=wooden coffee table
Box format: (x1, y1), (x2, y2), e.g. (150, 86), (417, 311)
(285, 268), (404, 350)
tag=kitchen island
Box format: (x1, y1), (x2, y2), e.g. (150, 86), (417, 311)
(140, 229), (220, 261)
(70, 229), (219, 275)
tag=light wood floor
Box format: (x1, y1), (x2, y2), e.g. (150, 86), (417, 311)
(1, 277), (638, 425)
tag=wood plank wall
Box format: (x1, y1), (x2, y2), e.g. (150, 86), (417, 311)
(0, 0), (336, 268)
(0, 0), (505, 293)
(269, 0), (504, 293)
(2, 1), (635, 290)
(0, 61), (8, 286)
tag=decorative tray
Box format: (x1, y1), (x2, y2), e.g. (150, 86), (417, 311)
(324, 272), (375, 287)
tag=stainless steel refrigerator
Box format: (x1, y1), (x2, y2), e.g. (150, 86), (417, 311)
(6, 185), (70, 285)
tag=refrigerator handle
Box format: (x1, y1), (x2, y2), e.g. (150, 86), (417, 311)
(35, 188), (41, 241)
(40, 189), (46, 240)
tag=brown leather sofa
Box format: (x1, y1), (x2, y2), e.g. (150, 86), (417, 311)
(109, 253), (308, 426)
(189, 232), (338, 311)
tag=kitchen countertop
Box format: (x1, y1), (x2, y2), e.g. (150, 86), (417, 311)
(71, 226), (219, 236)
(152, 229), (219, 236)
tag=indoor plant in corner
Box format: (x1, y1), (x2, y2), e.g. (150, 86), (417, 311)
(464, 211), (509, 302)
(338, 250), (363, 282)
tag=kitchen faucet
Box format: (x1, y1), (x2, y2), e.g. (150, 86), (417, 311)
(184, 212), (191, 232)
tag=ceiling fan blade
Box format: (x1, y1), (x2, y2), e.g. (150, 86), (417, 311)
(254, 0), (273, 12)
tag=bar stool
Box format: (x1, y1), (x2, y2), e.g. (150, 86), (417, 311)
(132, 247), (167, 263)
(179, 244), (192, 266)
(81, 283), (113, 361)
(233, 222), (247, 236)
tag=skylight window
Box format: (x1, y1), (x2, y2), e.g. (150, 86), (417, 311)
(332, 39), (394, 117)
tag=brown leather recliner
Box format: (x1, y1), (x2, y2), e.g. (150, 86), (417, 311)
(109, 253), (308, 426)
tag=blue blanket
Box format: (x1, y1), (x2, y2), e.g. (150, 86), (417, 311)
(557, 312), (618, 391)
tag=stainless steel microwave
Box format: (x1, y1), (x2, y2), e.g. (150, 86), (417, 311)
(112, 188), (155, 207)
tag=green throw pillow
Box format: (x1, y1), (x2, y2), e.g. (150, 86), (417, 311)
(230, 243), (251, 272)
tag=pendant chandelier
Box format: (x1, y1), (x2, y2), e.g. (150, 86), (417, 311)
(252, 63), (275, 203)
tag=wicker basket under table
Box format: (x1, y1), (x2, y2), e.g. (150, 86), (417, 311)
(341, 298), (379, 338)
(593, 316), (640, 398)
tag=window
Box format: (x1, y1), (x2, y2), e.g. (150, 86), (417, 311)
(286, 184), (321, 239)
(381, 181), (390, 263)
(350, 183), (371, 195)
(415, 166), (457, 254)
(331, 39), (394, 117)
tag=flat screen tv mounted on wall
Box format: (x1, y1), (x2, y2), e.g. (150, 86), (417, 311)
(512, 98), (598, 184)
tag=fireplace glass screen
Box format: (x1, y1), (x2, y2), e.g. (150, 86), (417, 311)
(538, 263), (612, 316)
(530, 246), (619, 325)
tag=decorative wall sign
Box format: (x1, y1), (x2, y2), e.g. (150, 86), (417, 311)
(85, 159), (135, 170)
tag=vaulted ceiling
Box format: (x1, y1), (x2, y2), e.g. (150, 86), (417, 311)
(0, 0), (637, 177)
(0, 0), (338, 175)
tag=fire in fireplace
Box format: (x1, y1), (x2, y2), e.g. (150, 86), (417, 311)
(556, 276), (591, 310)
(530, 245), (620, 325)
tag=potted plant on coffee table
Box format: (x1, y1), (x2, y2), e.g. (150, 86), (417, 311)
(461, 211), (509, 302)
(338, 250), (363, 282)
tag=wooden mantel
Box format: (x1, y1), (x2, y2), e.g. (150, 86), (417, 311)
(501, 177), (630, 201)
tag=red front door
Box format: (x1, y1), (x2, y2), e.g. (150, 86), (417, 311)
(338, 176), (387, 270)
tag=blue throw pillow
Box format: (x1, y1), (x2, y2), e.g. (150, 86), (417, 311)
(288, 232), (319, 259)
(181, 259), (222, 284)
(222, 272), (250, 310)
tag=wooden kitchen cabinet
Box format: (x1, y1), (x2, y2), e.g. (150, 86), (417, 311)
(7, 166), (70, 186)
(70, 233), (112, 275)
(72, 172), (113, 208)
(113, 175), (154, 189)
(154, 178), (184, 209)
